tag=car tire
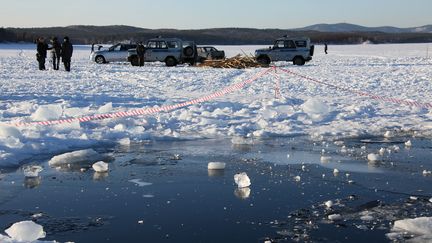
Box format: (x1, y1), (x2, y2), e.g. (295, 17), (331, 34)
(257, 55), (270, 65)
(165, 57), (177, 67)
(183, 46), (194, 57)
(95, 55), (106, 64)
(293, 56), (305, 66)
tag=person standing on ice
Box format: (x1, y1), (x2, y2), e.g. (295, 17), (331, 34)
(136, 42), (145, 67)
(36, 37), (49, 70)
(324, 43), (328, 54)
(61, 36), (73, 72)
(50, 37), (61, 70)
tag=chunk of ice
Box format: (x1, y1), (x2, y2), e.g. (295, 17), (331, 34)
(23, 165), (43, 178)
(328, 214), (342, 221)
(207, 162), (226, 170)
(234, 172), (251, 188)
(392, 217), (432, 236)
(367, 153), (380, 162)
(92, 161), (109, 173)
(320, 156), (331, 163)
(48, 149), (101, 166)
(405, 140), (412, 147)
(5, 221), (46, 242)
(325, 200), (333, 208)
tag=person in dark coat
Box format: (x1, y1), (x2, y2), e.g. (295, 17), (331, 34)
(136, 42), (145, 67)
(36, 37), (49, 70)
(61, 36), (73, 72)
(50, 37), (61, 70)
(324, 43), (328, 54)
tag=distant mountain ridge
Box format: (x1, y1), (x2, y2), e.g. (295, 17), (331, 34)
(296, 23), (432, 33)
(1, 23), (432, 45)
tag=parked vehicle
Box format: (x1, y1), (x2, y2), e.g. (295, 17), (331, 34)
(197, 46), (225, 62)
(255, 36), (314, 66)
(128, 37), (198, 67)
(90, 43), (137, 64)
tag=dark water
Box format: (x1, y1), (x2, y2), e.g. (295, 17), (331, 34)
(0, 136), (431, 242)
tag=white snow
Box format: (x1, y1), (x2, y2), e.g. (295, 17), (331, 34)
(324, 200), (334, 208)
(328, 214), (342, 221)
(234, 172), (251, 188)
(0, 43), (432, 166)
(207, 162), (226, 170)
(92, 161), (109, 173)
(4, 220), (46, 242)
(48, 149), (101, 166)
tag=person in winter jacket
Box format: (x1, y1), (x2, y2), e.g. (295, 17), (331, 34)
(61, 36), (73, 72)
(136, 42), (145, 67)
(36, 37), (50, 70)
(50, 37), (61, 70)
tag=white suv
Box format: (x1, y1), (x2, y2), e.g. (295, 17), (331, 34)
(255, 36), (314, 65)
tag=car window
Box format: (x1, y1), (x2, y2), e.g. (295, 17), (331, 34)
(113, 45), (121, 51)
(295, 40), (307, 47)
(285, 40), (296, 49)
(147, 41), (158, 48)
(167, 41), (178, 48)
(158, 41), (167, 49)
(274, 40), (285, 49)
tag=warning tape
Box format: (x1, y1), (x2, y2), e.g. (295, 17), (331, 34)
(276, 67), (432, 110)
(11, 68), (273, 127)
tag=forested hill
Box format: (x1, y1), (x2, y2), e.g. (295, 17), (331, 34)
(1, 25), (432, 45)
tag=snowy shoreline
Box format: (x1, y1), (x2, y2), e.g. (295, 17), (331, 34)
(0, 43), (432, 167)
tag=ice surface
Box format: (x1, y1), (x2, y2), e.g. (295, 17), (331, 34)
(0, 44), (432, 166)
(4, 220), (46, 242)
(234, 172), (251, 188)
(48, 149), (102, 166)
(207, 162), (226, 170)
(92, 161), (109, 173)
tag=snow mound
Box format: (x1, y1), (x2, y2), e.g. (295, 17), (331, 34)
(92, 161), (109, 173)
(208, 162), (226, 170)
(30, 104), (63, 121)
(48, 149), (101, 166)
(4, 220), (46, 242)
(234, 172), (251, 188)
(0, 125), (22, 139)
(301, 98), (330, 121)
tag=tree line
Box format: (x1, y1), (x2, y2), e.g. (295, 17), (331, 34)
(1, 26), (432, 45)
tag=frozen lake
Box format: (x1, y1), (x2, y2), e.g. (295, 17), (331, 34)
(0, 43), (432, 242)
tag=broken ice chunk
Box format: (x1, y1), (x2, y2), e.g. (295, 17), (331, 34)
(422, 170), (431, 176)
(367, 153), (380, 162)
(5, 221), (46, 242)
(234, 172), (251, 188)
(92, 161), (109, 173)
(324, 200), (333, 208)
(405, 140), (412, 147)
(207, 162), (226, 170)
(48, 149), (103, 166)
(294, 176), (301, 182)
(22, 165), (43, 178)
(320, 156), (331, 163)
(328, 214), (342, 221)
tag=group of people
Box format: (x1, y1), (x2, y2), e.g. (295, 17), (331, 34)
(36, 36), (73, 71)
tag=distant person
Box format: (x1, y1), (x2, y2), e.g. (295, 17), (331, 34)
(61, 36), (73, 72)
(36, 37), (49, 70)
(50, 37), (61, 70)
(324, 43), (328, 54)
(136, 42), (145, 67)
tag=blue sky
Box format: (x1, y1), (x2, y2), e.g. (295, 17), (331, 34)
(1, 0), (431, 29)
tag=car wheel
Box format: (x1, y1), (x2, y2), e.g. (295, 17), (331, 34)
(165, 57), (177, 67)
(183, 46), (194, 57)
(293, 56), (305, 66)
(257, 56), (270, 65)
(95, 56), (106, 64)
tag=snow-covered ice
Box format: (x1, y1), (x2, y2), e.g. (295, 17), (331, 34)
(0, 43), (431, 167)
(48, 149), (102, 166)
(22, 165), (43, 177)
(390, 217), (432, 239)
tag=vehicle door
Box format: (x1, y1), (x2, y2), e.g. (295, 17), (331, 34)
(105, 44), (121, 62)
(280, 40), (297, 61)
(271, 40), (285, 61)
